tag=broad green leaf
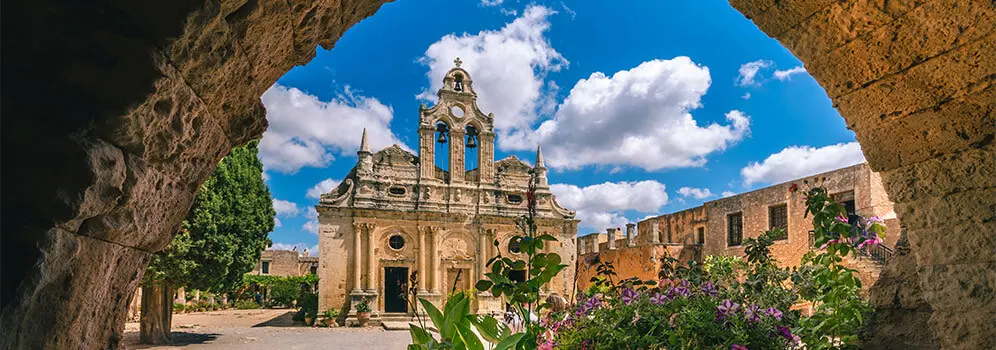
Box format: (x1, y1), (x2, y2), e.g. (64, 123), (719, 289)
(493, 333), (526, 350)
(455, 322), (484, 350)
(441, 297), (469, 339)
(419, 298), (444, 331)
(408, 324), (433, 345)
(475, 280), (493, 291)
(536, 234), (557, 242)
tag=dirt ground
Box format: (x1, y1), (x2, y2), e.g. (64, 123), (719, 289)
(122, 309), (410, 349)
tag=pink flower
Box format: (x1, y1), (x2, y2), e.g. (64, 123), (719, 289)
(835, 215), (848, 223)
(732, 344), (748, 350)
(818, 238), (840, 250)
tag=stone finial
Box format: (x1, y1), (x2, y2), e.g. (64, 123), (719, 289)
(359, 128), (370, 154)
(535, 145), (546, 169)
(607, 228), (617, 250)
(625, 223), (635, 247)
(454, 57), (463, 68)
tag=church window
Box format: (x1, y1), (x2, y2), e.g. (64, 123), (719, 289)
(389, 235), (405, 250)
(507, 194), (523, 204)
(388, 186), (406, 196)
(453, 74), (464, 92)
(509, 239), (521, 253)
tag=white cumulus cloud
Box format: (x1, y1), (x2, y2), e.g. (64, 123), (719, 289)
(306, 178), (341, 200)
(773, 66), (807, 81)
(551, 181), (669, 233)
(302, 207), (319, 235)
(480, 0), (502, 6)
(736, 59), (772, 87)
(721, 191), (736, 198)
(678, 187), (714, 199)
(272, 198), (301, 218)
(523, 58), (750, 170)
(260, 85), (407, 174)
(741, 142), (867, 186)
(418, 5), (567, 146)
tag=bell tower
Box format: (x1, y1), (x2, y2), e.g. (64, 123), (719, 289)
(418, 58), (496, 184)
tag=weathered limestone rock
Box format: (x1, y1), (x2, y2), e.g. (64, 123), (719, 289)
(0, 0), (992, 348)
(1, 0), (389, 348)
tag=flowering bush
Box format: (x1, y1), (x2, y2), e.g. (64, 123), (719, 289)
(552, 235), (801, 350)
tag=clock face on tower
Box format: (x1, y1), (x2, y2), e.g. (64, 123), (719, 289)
(450, 105), (465, 118)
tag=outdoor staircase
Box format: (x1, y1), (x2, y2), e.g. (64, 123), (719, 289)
(380, 312), (419, 330)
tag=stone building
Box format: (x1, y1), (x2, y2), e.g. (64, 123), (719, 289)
(249, 249), (320, 277)
(316, 60), (579, 324)
(577, 163), (901, 291)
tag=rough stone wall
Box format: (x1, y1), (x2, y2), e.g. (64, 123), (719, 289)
(638, 206), (708, 245)
(702, 164), (887, 269)
(732, 1), (995, 347)
(0, 0), (389, 348)
(250, 250), (311, 277)
(575, 244), (698, 292)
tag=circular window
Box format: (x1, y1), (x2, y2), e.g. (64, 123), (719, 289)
(507, 194), (523, 204)
(389, 235), (405, 250)
(509, 239), (521, 253)
(451, 105), (465, 117)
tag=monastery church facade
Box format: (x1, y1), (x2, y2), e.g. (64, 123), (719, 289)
(316, 59), (579, 322)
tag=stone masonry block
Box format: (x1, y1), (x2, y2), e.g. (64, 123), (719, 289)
(855, 86), (995, 170)
(880, 146), (996, 202)
(907, 221), (996, 266)
(917, 262), (996, 311)
(753, 0), (837, 38)
(808, 0), (995, 99)
(894, 187), (996, 231)
(835, 32), (995, 142)
(927, 310), (996, 349)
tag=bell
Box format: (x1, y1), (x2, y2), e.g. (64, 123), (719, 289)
(466, 135), (477, 148)
(436, 132), (448, 144)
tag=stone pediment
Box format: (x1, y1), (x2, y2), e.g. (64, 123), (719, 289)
(374, 145), (417, 166)
(495, 156), (532, 175)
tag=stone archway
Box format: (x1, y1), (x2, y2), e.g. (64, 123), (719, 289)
(0, 0), (992, 348)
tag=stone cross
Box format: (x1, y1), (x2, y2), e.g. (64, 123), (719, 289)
(454, 57), (463, 67)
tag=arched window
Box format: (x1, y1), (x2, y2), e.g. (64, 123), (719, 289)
(434, 122), (450, 176)
(464, 124), (479, 173)
(453, 73), (464, 92)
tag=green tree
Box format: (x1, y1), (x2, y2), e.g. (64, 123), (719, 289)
(140, 141), (275, 344)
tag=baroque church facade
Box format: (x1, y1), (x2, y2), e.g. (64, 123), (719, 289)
(315, 59), (579, 323)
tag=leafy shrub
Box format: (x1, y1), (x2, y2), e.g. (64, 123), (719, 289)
(235, 299), (260, 310)
(294, 291), (318, 322)
(269, 279), (301, 308)
(173, 303), (186, 313)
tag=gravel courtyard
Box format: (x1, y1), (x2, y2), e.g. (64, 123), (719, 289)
(122, 309), (410, 349)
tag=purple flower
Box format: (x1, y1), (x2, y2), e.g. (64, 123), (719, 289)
(650, 292), (668, 305)
(620, 288), (639, 305)
(716, 299), (739, 319)
(744, 304), (761, 323)
(678, 279), (691, 289)
(857, 235), (883, 249)
(818, 238), (840, 250)
(776, 325), (793, 341)
(700, 281), (718, 297)
(731, 345), (748, 350)
(765, 307), (783, 321)
(577, 296), (601, 316)
(867, 215), (884, 223)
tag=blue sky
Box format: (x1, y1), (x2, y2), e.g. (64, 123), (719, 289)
(259, 0), (866, 252)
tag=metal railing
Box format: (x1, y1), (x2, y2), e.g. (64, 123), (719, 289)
(808, 230), (893, 264)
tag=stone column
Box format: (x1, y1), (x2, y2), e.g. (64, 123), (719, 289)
(418, 227), (428, 293)
(365, 223), (376, 292)
(591, 235), (599, 253)
(607, 228), (617, 250)
(449, 130), (465, 183)
(625, 223), (635, 247)
(651, 222), (661, 244)
(478, 229), (488, 283)
(430, 228), (440, 294)
(419, 126), (436, 181)
(352, 223), (363, 292)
